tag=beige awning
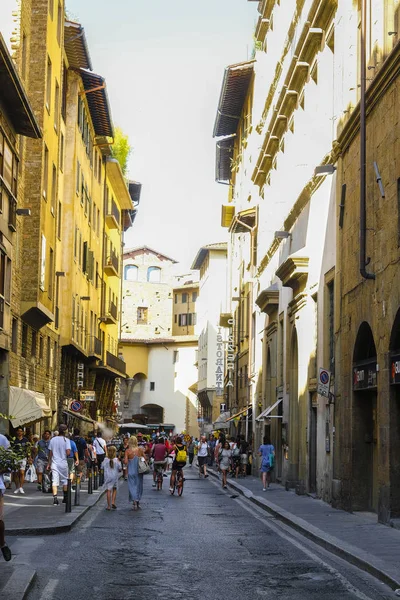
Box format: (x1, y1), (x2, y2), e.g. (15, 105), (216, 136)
(9, 386), (52, 428)
(256, 398), (283, 421)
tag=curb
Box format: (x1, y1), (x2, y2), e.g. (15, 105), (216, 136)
(7, 487), (107, 536)
(1, 566), (36, 600)
(209, 470), (400, 591)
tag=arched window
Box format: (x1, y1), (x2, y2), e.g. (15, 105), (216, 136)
(124, 265), (138, 281)
(147, 266), (161, 283)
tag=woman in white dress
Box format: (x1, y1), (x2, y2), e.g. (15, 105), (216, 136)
(103, 446), (121, 510)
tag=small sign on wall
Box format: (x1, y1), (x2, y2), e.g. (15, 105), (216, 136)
(317, 368), (331, 397)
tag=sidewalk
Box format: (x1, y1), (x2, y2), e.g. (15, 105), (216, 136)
(209, 469), (400, 591)
(3, 478), (106, 535)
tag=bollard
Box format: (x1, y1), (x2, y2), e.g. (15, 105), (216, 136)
(99, 467), (104, 487)
(74, 475), (81, 506)
(65, 479), (72, 513)
(93, 466), (98, 490)
(88, 468), (93, 494)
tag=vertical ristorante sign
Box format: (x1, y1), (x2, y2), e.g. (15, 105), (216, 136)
(216, 327), (224, 396)
(226, 319), (235, 389)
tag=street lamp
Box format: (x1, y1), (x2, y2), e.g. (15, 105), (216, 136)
(314, 164), (336, 176)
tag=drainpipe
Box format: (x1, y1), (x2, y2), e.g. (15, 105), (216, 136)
(360, 0), (375, 280)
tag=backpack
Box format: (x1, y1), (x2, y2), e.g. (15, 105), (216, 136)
(176, 447), (187, 463)
(232, 445), (241, 458)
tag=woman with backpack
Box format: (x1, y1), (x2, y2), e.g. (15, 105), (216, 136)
(169, 437), (186, 492)
(258, 436), (275, 491)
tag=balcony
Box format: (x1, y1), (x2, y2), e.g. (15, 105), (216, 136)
(101, 302), (118, 325)
(104, 251), (119, 277)
(105, 199), (120, 229)
(88, 335), (102, 358)
(106, 350), (126, 375)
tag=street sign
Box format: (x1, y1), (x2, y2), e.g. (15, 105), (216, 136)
(80, 390), (96, 402)
(220, 403), (227, 412)
(70, 400), (83, 412)
(317, 368), (331, 397)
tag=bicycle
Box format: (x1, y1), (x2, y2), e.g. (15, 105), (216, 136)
(170, 468), (184, 496)
(154, 462), (165, 491)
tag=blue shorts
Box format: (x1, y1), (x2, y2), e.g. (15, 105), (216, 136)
(260, 464), (273, 473)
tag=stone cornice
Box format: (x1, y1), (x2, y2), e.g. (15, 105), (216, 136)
(256, 285), (279, 316)
(276, 253), (309, 293)
(288, 292), (308, 320)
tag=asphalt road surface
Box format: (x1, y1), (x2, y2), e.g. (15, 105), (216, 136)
(8, 470), (395, 600)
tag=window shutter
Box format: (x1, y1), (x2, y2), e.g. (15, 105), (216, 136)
(82, 241), (88, 274)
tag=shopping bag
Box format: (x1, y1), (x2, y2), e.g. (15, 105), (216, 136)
(25, 464), (37, 483)
(42, 471), (52, 493)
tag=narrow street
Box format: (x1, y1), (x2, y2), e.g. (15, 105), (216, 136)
(7, 471), (393, 600)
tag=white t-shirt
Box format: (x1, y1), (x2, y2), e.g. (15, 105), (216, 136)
(48, 436), (71, 462)
(0, 433), (10, 492)
(93, 437), (106, 456)
(198, 442), (209, 457)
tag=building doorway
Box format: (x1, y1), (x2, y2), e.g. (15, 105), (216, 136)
(352, 322), (378, 512)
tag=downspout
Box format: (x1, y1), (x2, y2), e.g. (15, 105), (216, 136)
(360, 0), (375, 280)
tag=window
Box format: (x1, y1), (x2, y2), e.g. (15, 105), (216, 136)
(31, 330), (37, 357)
(57, 201), (62, 239)
(76, 161), (80, 194)
(61, 63), (67, 121)
(48, 248), (54, 299)
(46, 56), (52, 110)
(74, 226), (78, 260)
(150, 382), (155, 391)
(327, 280), (335, 374)
(174, 294), (178, 304)
(173, 350), (179, 364)
(124, 265), (138, 281)
(40, 235), (46, 291)
(97, 207), (100, 236)
(39, 336), (44, 363)
(4, 256), (11, 303)
(54, 80), (59, 131)
(174, 314), (177, 323)
(178, 314), (188, 327)
(192, 292), (198, 302)
(43, 145), (49, 199)
(147, 266), (161, 283)
(11, 318), (18, 352)
(59, 132), (64, 172)
(56, 2), (62, 44)
(47, 336), (51, 372)
(182, 293), (188, 303)
(51, 164), (56, 214)
(137, 307), (148, 324)
(21, 324), (28, 357)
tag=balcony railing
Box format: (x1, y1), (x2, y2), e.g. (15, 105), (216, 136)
(106, 350), (126, 375)
(104, 251), (119, 276)
(109, 301), (118, 320)
(105, 199), (120, 229)
(88, 335), (102, 357)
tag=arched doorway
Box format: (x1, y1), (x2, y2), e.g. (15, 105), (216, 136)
(352, 322), (378, 511)
(141, 403), (164, 424)
(389, 309), (400, 518)
(288, 328), (299, 486)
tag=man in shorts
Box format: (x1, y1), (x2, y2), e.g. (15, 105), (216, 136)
(0, 432), (11, 560)
(34, 430), (51, 491)
(47, 425), (71, 505)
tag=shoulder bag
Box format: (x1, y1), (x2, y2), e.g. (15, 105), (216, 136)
(137, 456), (150, 475)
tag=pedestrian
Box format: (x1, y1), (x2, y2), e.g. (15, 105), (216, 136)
(151, 437), (168, 487)
(11, 426), (30, 495)
(72, 428), (88, 482)
(240, 435), (249, 477)
(124, 436), (145, 510)
(258, 436), (275, 491)
(208, 434), (216, 467)
(86, 435), (96, 473)
(67, 435), (79, 488)
(103, 446), (121, 510)
(214, 433), (225, 471)
(197, 435), (210, 478)
(119, 436), (129, 480)
(187, 437), (195, 467)
(93, 431), (107, 470)
(0, 432), (11, 561)
(47, 424), (71, 505)
(232, 437), (242, 478)
(218, 441), (232, 489)
(34, 430), (51, 491)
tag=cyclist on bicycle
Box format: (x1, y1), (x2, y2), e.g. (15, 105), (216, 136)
(169, 437), (186, 492)
(152, 437), (168, 487)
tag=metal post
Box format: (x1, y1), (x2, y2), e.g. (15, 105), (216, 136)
(65, 479), (72, 513)
(88, 467), (93, 494)
(99, 467), (104, 486)
(74, 475), (81, 506)
(93, 466), (98, 490)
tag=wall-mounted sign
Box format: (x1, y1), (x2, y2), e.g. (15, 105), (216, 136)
(317, 368), (331, 397)
(353, 360), (377, 391)
(390, 354), (400, 385)
(220, 403), (227, 412)
(215, 327), (224, 396)
(80, 390), (96, 402)
(70, 400), (83, 413)
(226, 319), (235, 389)
(77, 362), (84, 389)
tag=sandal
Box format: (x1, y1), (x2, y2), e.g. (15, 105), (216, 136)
(106, 507), (111, 511)
(112, 504), (117, 509)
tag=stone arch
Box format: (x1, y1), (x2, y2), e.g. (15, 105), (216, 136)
(353, 321), (377, 362)
(141, 403), (164, 423)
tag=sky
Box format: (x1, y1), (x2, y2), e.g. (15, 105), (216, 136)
(3, 0), (257, 271)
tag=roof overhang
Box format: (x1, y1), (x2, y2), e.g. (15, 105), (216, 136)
(191, 243), (228, 270)
(213, 61), (255, 138)
(229, 207), (257, 233)
(221, 205), (235, 228)
(216, 134), (235, 183)
(129, 180), (142, 205)
(0, 34), (41, 138)
(79, 69), (113, 138)
(106, 158), (133, 210)
(64, 21), (92, 70)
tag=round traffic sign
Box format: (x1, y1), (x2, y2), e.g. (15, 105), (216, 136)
(70, 400), (82, 412)
(319, 370), (329, 385)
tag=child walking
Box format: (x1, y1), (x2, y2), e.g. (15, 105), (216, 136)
(103, 446), (120, 510)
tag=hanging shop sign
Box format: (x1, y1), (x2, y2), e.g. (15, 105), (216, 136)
(77, 362), (84, 389)
(80, 390), (96, 402)
(353, 360), (377, 391)
(390, 354), (400, 385)
(317, 368), (331, 398)
(215, 327), (224, 396)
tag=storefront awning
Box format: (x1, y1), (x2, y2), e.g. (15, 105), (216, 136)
(63, 410), (96, 425)
(226, 405), (252, 422)
(9, 386), (52, 428)
(256, 398), (283, 421)
(213, 412), (231, 429)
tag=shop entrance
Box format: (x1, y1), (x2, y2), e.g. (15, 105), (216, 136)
(389, 309), (400, 518)
(352, 322), (378, 512)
